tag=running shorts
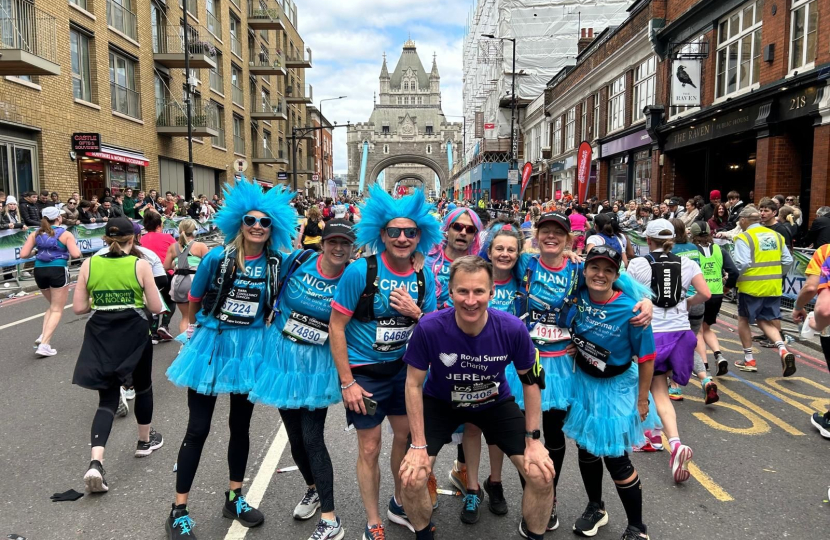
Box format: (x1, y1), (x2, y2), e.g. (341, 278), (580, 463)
(34, 266), (69, 289)
(737, 293), (781, 323)
(345, 360), (407, 430)
(703, 295), (724, 326)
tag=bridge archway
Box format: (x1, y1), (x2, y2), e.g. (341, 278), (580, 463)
(368, 154), (445, 192)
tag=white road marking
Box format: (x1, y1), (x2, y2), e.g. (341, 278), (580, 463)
(0, 304), (72, 330)
(224, 424), (289, 539)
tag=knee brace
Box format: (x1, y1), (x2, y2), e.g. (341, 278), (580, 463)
(604, 454), (635, 482)
(577, 447), (601, 464)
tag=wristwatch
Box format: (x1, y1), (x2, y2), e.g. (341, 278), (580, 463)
(524, 430), (541, 440)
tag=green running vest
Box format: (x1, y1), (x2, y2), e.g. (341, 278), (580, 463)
(698, 243), (724, 295)
(87, 255), (145, 310)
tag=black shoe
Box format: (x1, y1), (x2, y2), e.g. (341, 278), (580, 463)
(166, 504), (197, 538)
(135, 428), (164, 457)
(460, 488), (482, 524)
(83, 460), (108, 493)
(483, 477), (508, 515)
(222, 489), (264, 527)
(573, 501), (609, 537)
(518, 518), (530, 539)
(811, 412), (830, 439)
(620, 524), (649, 539)
(547, 499), (559, 531)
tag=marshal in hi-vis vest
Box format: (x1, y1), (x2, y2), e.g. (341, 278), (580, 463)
(736, 226), (784, 297)
(698, 244), (724, 295)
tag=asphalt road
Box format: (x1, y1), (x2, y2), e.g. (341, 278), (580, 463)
(1, 287), (829, 540)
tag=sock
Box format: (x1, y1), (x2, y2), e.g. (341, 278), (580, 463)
(322, 516), (338, 527)
(668, 437), (681, 452)
(714, 350), (722, 359)
(456, 443), (466, 466)
(614, 476), (644, 531)
(578, 454), (603, 503)
(174, 503), (187, 510)
(824, 410), (830, 421)
(743, 348), (754, 361)
(415, 524), (435, 540)
(775, 341), (786, 352)
(525, 530), (544, 540)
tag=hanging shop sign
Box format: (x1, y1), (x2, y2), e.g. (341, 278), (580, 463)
(671, 59), (701, 107)
(72, 133), (101, 152)
(664, 104), (761, 151)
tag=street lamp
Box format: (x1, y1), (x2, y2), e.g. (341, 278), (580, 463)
(481, 34), (517, 172)
(317, 96), (347, 194)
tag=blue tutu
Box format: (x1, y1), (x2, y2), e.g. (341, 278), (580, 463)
(166, 325), (263, 396)
(562, 363), (659, 457)
(248, 327), (341, 410)
(505, 353), (575, 412)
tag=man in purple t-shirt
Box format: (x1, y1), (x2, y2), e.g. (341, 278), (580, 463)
(399, 256), (555, 540)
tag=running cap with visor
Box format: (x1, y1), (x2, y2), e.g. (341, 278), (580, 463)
(41, 206), (60, 220)
(105, 217), (135, 237)
(645, 218), (676, 239)
(321, 218), (356, 242)
(536, 212), (570, 233)
(690, 221), (711, 237)
(585, 245), (622, 269)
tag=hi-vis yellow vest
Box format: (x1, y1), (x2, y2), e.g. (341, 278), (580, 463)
(736, 226), (784, 297)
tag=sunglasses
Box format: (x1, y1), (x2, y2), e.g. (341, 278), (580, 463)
(786, 198), (795, 202)
(590, 245), (621, 260)
(450, 222), (478, 235)
(384, 226), (419, 239)
(242, 215), (272, 228)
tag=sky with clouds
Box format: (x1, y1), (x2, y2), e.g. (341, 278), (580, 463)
(298, 0), (470, 174)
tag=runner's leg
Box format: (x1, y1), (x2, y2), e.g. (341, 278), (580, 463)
(175, 390), (219, 504)
(462, 424), (482, 491)
(388, 414), (410, 504)
(228, 393), (255, 491)
(356, 425), (384, 526)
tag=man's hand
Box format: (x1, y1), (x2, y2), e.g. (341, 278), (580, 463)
(399, 448), (431, 488)
(631, 298), (653, 327)
(792, 307), (807, 324)
(523, 439), (555, 484)
(342, 381), (372, 415)
(390, 286), (421, 319)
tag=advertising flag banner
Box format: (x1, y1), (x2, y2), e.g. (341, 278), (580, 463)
(519, 162), (533, 199)
(576, 141), (592, 203)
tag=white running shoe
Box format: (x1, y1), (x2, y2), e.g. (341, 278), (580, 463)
(124, 387), (136, 400)
(35, 344), (56, 357)
(670, 444), (693, 483)
(294, 487), (321, 520)
(35, 334), (43, 345)
(116, 387), (129, 417)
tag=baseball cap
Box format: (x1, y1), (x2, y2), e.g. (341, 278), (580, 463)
(536, 212), (570, 233)
(585, 245), (622, 269)
(645, 218), (676, 239)
(132, 221), (143, 236)
(690, 221), (710, 237)
(322, 218), (355, 242)
(669, 196), (683, 206)
(710, 190), (721, 200)
(41, 206), (60, 220)
(105, 217), (135, 237)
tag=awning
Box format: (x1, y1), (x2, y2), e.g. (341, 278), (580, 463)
(83, 146), (149, 167)
(257, 180), (274, 188)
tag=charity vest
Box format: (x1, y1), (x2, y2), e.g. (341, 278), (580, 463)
(88, 255), (145, 310)
(736, 226), (783, 297)
(698, 243), (724, 295)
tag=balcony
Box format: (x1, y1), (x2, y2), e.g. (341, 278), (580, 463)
(209, 69), (223, 94)
(206, 10), (222, 40)
(231, 82), (244, 105)
(251, 96), (287, 120)
(247, 48), (285, 75)
(252, 144), (280, 164)
(153, 25), (217, 69)
(233, 134), (245, 155)
(286, 83), (312, 104)
(111, 82), (141, 119)
(248, 1), (284, 30)
(285, 46), (312, 69)
(0, 0), (60, 76)
(230, 33), (242, 58)
(156, 98), (220, 137)
(107, 0), (138, 42)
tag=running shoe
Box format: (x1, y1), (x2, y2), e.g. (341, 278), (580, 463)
(448, 459), (468, 496)
(135, 428), (164, 457)
(427, 472), (439, 510)
(633, 440), (660, 453)
(35, 334), (42, 345)
(810, 412), (830, 439)
(158, 326), (175, 342)
(386, 496), (414, 532)
(83, 459), (108, 493)
(702, 377), (719, 405)
(35, 343), (56, 357)
(620, 524), (650, 539)
(734, 358), (757, 372)
(166, 504), (197, 539)
(124, 387), (136, 400)
(222, 489), (264, 527)
(670, 444), (693, 483)
(294, 487), (321, 520)
(518, 518), (532, 538)
(116, 387), (129, 417)
(548, 498), (559, 530)
(460, 488), (481, 524)
(780, 350), (797, 377)
(483, 476), (507, 515)
(573, 501), (608, 537)
(668, 386), (684, 401)
(715, 355), (729, 376)
(362, 523), (386, 540)
(308, 517), (345, 540)
(645, 430), (664, 451)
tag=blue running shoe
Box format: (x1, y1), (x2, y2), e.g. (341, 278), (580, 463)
(386, 496), (414, 532)
(363, 523), (386, 540)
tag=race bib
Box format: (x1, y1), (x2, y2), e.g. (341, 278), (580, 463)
(451, 381), (499, 409)
(219, 287), (261, 326)
(572, 334), (611, 373)
(282, 311), (328, 346)
(529, 310), (571, 344)
(373, 316), (415, 352)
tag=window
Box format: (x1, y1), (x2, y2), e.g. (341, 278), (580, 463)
(206, 0), (221, 39)
(260, 88), (269, 113)
(580, 100), (587, 142)
(397, 97), (401, 104)
(609, 156), (627, 202)
(262, 130), (271, 158)
(382, 125), (390, 134)
(107, 0), (138, 41)
(230, 64), (243, 104)
(232, 114), (244, 153)
(552, 117), (562, 156)
(565, 107), (576, 151)
(632, 56), (656, 122)
(209, 51), (223, 93)
(592, 92), (600, 139)
(109, 50), (140, 118)
(70, 29), (92, 102)
(150, 1), (163, 53)
(607, 75), (625, 133)
(212, 102), (225, 147)
(426, 125), (434, 135)
(534, 126), (541, 159)
(383, 144), (389, 154)
(790, 0), (817, 71)
(417, 97), (422, 104)
(153, 72), (168, 117)
(404, 82), (409, 90)
(229, 15), (242, 57)
(426, 145), (432, 154)
(70, 0), (87, 10)
(716, 1), (763, 98)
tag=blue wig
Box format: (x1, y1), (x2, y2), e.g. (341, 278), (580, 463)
(355, 183), (442, 255)
(213, 176), (297, 250)
(616, 272), (655, 301)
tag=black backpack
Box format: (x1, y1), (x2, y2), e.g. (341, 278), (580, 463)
(353, 254), (426, 322)
(645, 251), (683, 308)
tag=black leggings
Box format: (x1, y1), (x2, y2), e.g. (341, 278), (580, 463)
(151, 275), (173, 331)
(175, 390), (255, 494)
(279, 408), (334, 512)
(517, 408), (568, 494)
(90, 340), (153, 447)
(820, 336), (830, 372)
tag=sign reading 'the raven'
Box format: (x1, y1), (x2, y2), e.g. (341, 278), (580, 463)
(671, 60), (701, 107)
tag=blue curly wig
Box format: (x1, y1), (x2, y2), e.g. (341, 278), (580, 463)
(213, 176), (297, 250)
(355, 183), (442, 255)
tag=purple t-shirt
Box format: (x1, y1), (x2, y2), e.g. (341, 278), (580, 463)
(404, 308), (536, 410)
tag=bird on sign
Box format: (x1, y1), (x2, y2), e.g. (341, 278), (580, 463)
(676, 65), (697, 88)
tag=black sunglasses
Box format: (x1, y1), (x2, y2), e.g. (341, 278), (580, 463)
(384, 226), (419, 239)
(450, 222), (477, 235)
(242, 215), (272, 228)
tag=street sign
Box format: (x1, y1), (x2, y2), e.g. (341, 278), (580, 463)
(484, 123), (495, 130)
(72, 133), (100, 152)
(312, 174), (319, 181)
(508, 169), (519, 185)
(305, 179), (313, 188)
(234, 158), (248, 173)
(278, 172), (288, 180)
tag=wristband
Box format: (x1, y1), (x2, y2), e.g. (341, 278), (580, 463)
(340, 379), (357, 390)
(409, 443), (428, 450)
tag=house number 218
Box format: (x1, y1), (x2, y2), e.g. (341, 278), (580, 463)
(790, 95), (807, 110)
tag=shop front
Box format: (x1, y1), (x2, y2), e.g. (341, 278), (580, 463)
(73, 134), (149, 199)
(0, 123), (39, 196)
(600, 128), (652, 202)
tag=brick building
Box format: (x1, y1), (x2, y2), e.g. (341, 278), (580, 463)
(0, 0), (314, 200)
(307, 105), (333, 196)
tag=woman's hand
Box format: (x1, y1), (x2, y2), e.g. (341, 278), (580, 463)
(631, 299), (653, 327)
(411, 251), (426, 272)
(637, 398), (649, 422)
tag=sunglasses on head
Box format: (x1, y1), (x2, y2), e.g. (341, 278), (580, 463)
(450, 222), (477, 235)
(384, 226), (419, 239)
(242, 215), (272, 228)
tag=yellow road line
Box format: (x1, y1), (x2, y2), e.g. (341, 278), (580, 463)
(661, 434), (734, 502)
(720, 377), (818, 415)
